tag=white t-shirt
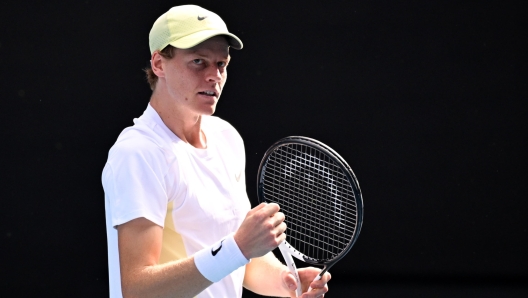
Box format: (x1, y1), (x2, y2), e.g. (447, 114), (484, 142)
(102, 104), (251, 298)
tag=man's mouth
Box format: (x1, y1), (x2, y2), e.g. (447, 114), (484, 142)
(198, 90), (217, 97)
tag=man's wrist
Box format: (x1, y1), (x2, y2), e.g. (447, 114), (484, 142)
(194, 233), (250, 282)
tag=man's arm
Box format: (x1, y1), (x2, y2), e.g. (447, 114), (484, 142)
(118, 203), (286, 298)
(118, 217), (212, 298)
(243, 252), (331, 298)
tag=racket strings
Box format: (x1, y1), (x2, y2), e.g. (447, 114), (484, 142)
(262, 186), (357, 238)
(262, 144), (358, 262)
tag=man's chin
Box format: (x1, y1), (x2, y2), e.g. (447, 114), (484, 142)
(201, 107), (216, 116)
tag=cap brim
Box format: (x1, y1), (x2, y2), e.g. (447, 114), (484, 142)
(168, 29), (243, 50)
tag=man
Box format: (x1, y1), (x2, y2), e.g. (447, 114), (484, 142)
(102, 5), (331, 298)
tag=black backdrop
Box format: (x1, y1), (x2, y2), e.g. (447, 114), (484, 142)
(1, 1), (526, 297)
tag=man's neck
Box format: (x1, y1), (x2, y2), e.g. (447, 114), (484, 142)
(149, 93), (207, 149)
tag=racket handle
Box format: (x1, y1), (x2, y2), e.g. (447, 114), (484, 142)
(307, 274), (322, 292)
(278, 241), (302, 297)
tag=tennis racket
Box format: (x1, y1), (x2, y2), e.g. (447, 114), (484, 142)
(257, 136), (363, 297)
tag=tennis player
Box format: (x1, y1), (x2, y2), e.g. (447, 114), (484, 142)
(102, 5), (331, 298)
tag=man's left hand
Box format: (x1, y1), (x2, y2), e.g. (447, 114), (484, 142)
(281, 267), (331, 298)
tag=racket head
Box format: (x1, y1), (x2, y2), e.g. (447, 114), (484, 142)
(257, 136), (363, 267)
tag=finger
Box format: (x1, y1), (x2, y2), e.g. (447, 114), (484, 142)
(261, 202), (280, 215)
(325, 272), (332, 282)
(309, 278), (327, 291)
(252, 202), (268, 211)
(306, 283), (328, 298)
(307, 272), (331, 293)
(275, 221), (287, 236)
(268, 202), (280, 210)
(271, 212), (286, 226)
(272, 224), (287, 245)
(282, 272), (299, 293)
(318, 272), (331, 284)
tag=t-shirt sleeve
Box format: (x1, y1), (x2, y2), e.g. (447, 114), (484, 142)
(102, 138), (169, 228)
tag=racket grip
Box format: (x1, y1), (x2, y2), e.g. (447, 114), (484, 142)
(278, 241), (302, 297)
(307, 274), (322, 292)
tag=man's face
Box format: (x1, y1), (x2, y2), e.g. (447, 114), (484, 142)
(161, 36), (230, 116)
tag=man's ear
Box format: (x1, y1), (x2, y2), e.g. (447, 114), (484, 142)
(151, 51), (165, 78)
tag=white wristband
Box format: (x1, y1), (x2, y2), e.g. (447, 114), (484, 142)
(194, 233), (250, 282)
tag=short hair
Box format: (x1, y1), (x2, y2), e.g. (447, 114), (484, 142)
(144, 45), (176, 91)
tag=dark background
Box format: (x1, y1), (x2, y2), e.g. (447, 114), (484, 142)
(1, 0), (525, 297)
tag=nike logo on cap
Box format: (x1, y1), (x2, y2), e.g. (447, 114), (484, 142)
(198, 15), (208, 21)
(211, 239), (224, 256)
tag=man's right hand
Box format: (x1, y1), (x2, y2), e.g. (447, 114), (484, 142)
(234, 203), (286, 259)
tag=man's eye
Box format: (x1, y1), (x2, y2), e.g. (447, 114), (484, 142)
(193, 59), (203, 65)
(218, 61), (226, 67)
